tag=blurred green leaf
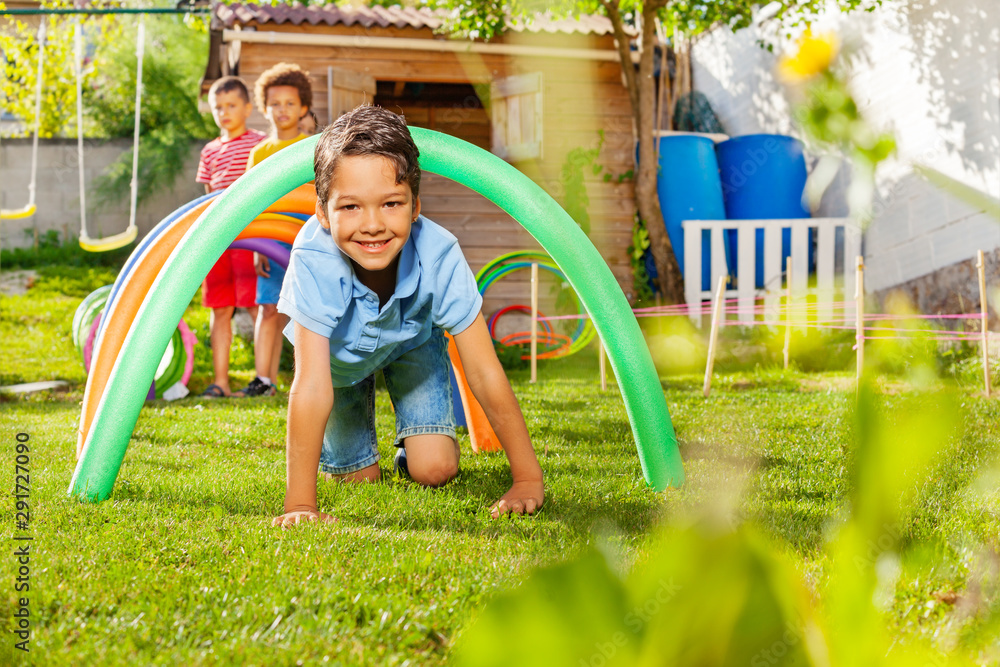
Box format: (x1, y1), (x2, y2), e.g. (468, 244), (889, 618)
(454, 548), (636, 667)
(630, 524), (823, 667)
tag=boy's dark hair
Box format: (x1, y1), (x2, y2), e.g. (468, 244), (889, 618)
(314, 105), (420, 212)
(208, 76), (251, 104)
(254, 62), (313, 115)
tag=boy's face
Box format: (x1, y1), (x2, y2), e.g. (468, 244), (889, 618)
(210, 89), (252, 135)
(265, 85), (307, 136)
(316, 155), (420, 278)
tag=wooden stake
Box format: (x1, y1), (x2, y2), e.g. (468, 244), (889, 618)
(977, 249), (991, 397)
(598, 339), (607, 392)
(530, 262), (538, 384)
(703, 275), (727, 397)
(856, 256), (865, 384)
(783, 256), (792, 370)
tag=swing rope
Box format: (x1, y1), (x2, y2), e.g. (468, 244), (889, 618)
(0, 18), (45, 221)
(78, 19), (143, 252)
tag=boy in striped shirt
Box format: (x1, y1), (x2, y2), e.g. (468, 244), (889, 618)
(196, 76), (266, 397)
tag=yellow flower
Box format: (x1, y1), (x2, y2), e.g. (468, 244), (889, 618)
(777, 29), (839, 83)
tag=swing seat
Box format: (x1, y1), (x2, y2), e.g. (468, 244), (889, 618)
(0, 204), (37, 221)
(79, 226), (138, 252)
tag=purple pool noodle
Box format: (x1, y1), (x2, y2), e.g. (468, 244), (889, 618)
(229, 238), (290, 269)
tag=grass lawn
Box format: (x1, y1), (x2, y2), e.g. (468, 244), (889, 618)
(2, 265), (999, 665)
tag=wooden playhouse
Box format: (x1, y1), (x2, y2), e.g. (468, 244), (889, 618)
(203, 3), (637, 322)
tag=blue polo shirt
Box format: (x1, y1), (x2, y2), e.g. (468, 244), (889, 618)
(277, 215), (483, 388)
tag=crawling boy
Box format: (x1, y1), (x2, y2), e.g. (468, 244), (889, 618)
(272, 106), (544, 527)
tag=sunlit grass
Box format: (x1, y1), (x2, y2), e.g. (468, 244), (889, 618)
(2, 267), (998, 664)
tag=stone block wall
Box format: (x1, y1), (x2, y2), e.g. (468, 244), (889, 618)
(1, 138), (204, 250)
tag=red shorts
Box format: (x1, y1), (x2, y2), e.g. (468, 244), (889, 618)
(202, 249), (258, 309)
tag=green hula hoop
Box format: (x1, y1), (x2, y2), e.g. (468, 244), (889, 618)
(479, 261), (595, 357)
(70, 129), (683, 502)
(478, 250), (594, 357)
(475, 250), (551, 283)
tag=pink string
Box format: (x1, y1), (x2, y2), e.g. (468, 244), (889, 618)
(534, 299), (988, 347)
(726, 319), (981, 336)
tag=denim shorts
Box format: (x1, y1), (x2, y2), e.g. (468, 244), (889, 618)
(319, 327), (457, 475)
(256, 243), (291, 305)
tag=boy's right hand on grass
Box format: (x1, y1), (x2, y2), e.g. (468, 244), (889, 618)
(271, 507), (336, 529)
(254, 252), (271, 278)
(490, 479), (544, 518)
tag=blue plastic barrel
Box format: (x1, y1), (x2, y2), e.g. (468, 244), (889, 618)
(716, 134), (810, 288)
(644, 134), (727, 292)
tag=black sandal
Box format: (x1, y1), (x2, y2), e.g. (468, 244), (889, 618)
(233, 377), (276, 398)
(200, 383), (227, 398)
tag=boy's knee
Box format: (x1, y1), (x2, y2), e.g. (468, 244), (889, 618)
(261, 303), (279, 319)
(409, 456), (458, 487)
(403, 435), (459, 487)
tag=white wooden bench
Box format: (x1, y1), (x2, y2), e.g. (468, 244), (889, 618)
(681, 218), (862, 326)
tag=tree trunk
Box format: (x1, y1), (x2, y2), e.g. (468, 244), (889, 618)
(603, 0), (685, 303)
(635, 3), (685, 303)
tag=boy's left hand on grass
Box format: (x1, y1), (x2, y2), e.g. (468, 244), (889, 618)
(490, 479), (544, 518)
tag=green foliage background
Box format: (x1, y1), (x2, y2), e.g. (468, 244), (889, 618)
(1, 2), (215, 208)
(86, 12), (216, 208)
(0, 2), (119, 138)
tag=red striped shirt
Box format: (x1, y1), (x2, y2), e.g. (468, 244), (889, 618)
(196, 129), (266, 192)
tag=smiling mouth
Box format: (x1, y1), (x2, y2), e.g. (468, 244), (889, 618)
(356, 240), (389, 250)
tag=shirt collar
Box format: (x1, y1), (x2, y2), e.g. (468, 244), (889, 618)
(393, 231), (419, 299)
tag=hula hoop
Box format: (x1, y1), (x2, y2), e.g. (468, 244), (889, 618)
(478, 260), (592, 353)
(475, 249), (551, 282)
(477, 251), (597, 356)
(487, 305), (553, 339)
(83, 306), (195, 398)
(479, 261), (584, 336)
(499, 331), (573, 359)
(71, 129), (683, 501)
(73, 285), (113, 354)
(488, 305), (570, 359)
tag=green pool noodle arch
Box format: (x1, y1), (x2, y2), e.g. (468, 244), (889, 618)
(69, 129), (684, 502)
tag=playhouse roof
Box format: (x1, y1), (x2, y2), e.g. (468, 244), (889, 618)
(212, 3), (618, 37)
